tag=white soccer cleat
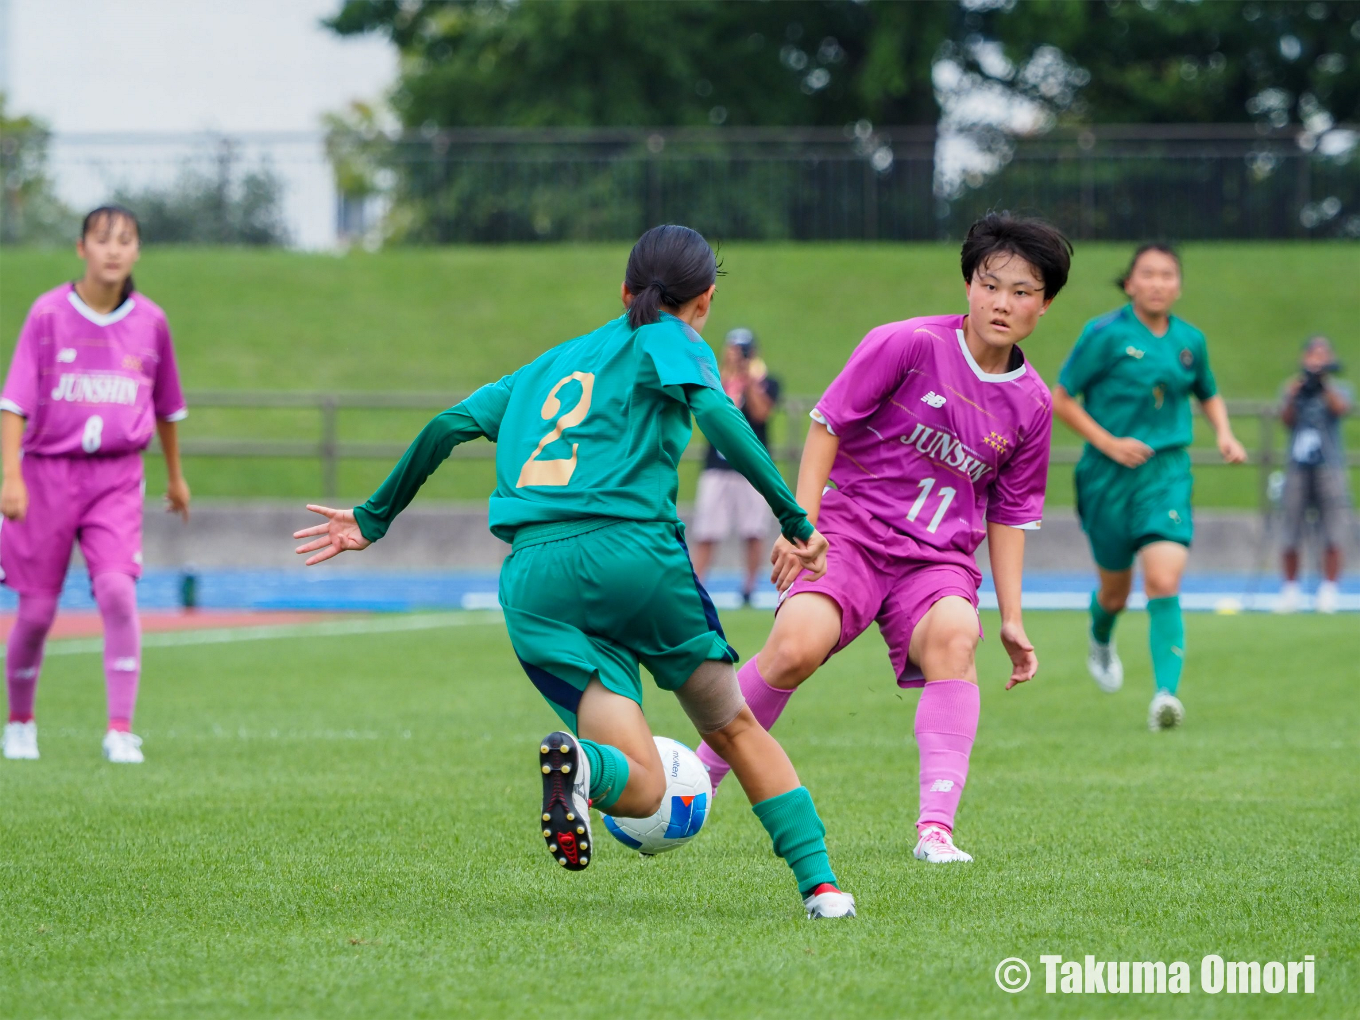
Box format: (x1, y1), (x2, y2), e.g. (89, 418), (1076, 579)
(1315, 581), (1339, 615)
(539, 731), (593, 871)
(102, 729), (144, 764)
(1147, 692), (1184, 732)
(3, 721), (39, 760)
(1274, 582), (1301, 614)
(803, 883), (857, 919)
(913, 825), (973, 863)
(1087, 638), (1124, 693)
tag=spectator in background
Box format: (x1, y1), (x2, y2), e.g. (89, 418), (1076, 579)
(1277, 335), (1352, 614)
(691, 328), (781, 604)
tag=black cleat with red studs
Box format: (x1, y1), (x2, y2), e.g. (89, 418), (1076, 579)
(539, 731), (590, 872)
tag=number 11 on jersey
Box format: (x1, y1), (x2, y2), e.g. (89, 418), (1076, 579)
(906, 475), (955, 534)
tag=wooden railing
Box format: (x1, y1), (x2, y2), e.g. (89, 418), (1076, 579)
(153, 392), (1356, 515)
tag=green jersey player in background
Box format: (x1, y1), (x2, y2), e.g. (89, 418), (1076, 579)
(1052, 244), (1247, 731)
(294, 226), (857, 919)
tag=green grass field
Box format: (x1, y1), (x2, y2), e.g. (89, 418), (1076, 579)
(2, 243), (1356, 505)
(2, 610), (1356, 1018)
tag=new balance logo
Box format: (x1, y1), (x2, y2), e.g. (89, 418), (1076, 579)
(1126, 346), (1145, 359)
(112, 657), (139, 672)
(929, 779), (955, 792)
(921, 391), (947, 408)
(57, 348), (77, 363)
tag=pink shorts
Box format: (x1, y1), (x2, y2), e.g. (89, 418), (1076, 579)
(0, 453), (145, 595)
(781, 489), (980, 686)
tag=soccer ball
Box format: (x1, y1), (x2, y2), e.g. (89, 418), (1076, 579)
(602, 736), (713, 855)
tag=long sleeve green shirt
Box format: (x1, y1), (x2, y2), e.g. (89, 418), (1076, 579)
(354, 386), (812, 546)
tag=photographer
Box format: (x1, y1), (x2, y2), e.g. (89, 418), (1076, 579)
(691, 328), (781, 603)
(1277, 335), (1353, 614)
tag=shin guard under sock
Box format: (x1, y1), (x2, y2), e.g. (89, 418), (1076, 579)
(5, 593), (58, 722)
(914, 679), (980, 834)
(578, 738), (629, 811)
(1089, 591), (1120, 645)
(752, 786), (837, 896)
(93, 573), (140, 730)
(1146, 595), (1185, 696)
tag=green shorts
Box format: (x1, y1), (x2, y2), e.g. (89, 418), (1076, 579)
(498, 517), (737, 732)
(1075, 447), (1194, 572)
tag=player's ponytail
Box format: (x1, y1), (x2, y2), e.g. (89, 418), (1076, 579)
(80, 204), (141, 304)
(624, 224), (721, 330)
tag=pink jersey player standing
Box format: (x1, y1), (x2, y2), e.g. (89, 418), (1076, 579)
(1, 205), (190, 764)
(698, 213), (1072, 863)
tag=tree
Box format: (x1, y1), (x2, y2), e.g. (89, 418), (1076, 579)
(325, 1), (953, 128)
(112, 139), (289, 246)
(977, 0), (1360, 128)
(328, 1), (1360, 130)
(0, 94), (78, 245)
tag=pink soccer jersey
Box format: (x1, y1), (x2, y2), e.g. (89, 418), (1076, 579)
(812, 314), (1052, 575)
(1, 284), (187, 456)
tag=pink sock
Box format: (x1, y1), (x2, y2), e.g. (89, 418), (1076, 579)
(914, 679), (980, 834)
(696, 657), (794, 789)
(5, 593), (59, 722)
(93, 573), (140, 731)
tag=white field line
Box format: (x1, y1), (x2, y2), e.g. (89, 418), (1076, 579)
(2, 611), (505, 658)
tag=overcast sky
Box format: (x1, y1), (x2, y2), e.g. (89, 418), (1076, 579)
(2, 0), (395, 134)
(1, 0), (397, 246)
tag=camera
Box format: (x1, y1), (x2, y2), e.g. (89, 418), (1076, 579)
(1298, 360), (1340, 398)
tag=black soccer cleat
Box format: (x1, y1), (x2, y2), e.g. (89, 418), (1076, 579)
(538, 731), (593, 872)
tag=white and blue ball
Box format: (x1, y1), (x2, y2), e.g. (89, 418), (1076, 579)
(602, 736), (712, 855)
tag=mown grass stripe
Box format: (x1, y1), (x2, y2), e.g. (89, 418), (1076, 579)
(4, 611), (505, 658)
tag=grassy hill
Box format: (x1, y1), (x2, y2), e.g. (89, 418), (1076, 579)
(2, 243), (1355, 504)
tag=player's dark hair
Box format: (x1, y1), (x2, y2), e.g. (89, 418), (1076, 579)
(959, 212), (1073, 300)
(1118, 242), (1180, 289)
(80, 205), (141, 305)
(624, 224), (721, 330)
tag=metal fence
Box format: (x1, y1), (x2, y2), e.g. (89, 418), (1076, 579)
(368, 124), (1360, 243)
(155, 391), (1356, 518)
(17, 124), (1358, 250)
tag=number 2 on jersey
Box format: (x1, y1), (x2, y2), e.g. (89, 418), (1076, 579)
(516, 372), (595, 487)
(906, 475), (956, 534)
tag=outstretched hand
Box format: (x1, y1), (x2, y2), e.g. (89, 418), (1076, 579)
(293, 504), (371, 566)
(769, 529), (829, 592)
(1000, 620), (1037, 690)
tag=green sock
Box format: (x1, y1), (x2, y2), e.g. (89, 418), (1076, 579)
(752, 787), (837, 897)
(1090, 591), (1119, 645)
(1146, 596), (1185, 695)
(578, 739), (629, 811)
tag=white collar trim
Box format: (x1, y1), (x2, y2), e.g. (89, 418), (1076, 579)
(955, 328), (1027, 383)
(68, 288), (136, 327)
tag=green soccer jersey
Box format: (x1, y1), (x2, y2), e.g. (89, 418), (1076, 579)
(354, 312), (812, 546)
(1058, 304), (1218, 455)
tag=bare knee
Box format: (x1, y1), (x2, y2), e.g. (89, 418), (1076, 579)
(701, 706), (758, 760)
(1099, 590), (1129, 613)
(757, 638), (826, 690)
(938, 628), (979, 676)
(1097, 573), (1132, 613)
(1143, 568), (1181, 599)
